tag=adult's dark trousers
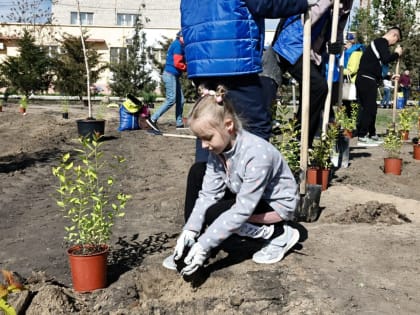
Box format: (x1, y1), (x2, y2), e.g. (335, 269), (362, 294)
(184, 162), (275, 226)
(193, 75), (272, 162)
(356, 75), (378, 137)
(282, 56), (328, 147)
(402, 86), (410, 107)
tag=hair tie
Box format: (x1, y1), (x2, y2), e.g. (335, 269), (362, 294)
(200, 88), (223, 105)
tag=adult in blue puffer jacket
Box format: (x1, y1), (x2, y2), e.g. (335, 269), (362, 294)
(262, 0), (353, 147)
(181, 0), (317, 161)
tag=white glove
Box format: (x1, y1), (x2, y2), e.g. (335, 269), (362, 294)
(307, 0), (319, 6)
(181, 242), (209, 276)
(174, 230), (197, 260)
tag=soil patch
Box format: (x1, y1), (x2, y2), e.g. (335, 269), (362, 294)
(1, 103), (420, 314)
(328, 200), (412, 225)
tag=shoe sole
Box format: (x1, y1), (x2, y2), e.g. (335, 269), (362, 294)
(146, 119), (160, 132)
(162, 255), (177, 271)
(253, 228), (300, 264)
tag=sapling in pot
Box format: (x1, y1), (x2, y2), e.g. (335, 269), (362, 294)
(52, 135), (131, 255)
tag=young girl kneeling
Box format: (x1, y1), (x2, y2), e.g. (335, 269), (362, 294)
(164, 85), (300, 276)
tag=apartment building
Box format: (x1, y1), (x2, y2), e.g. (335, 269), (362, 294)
(1, 0), (182, 94)
(0, 0), (277, 95)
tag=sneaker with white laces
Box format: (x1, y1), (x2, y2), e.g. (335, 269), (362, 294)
(162, 254), (177, 270)
(235, 223), (275, 240)
(357, 136), (381, 147)
(252, 224), (300, 264)
(146, 117), (160, 132)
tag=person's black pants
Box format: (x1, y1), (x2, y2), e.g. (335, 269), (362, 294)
(184, 162), (275, 227)
(282, 56), (328, 147)
(356, 75), (378, 137)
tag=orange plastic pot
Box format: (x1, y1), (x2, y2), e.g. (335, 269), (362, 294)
(320, 168), (330, 191)
(399, 130), (409, 141)
(413, 145), (420, 160)
(307, 168), (329, 191)
(383, 158), (402, 175)
(307, 168), (319, 186)
(343, 129), (352, 139)
(67, 244), (109, 292)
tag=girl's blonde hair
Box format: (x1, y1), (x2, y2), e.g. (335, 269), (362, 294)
(188, 85), (243, 131)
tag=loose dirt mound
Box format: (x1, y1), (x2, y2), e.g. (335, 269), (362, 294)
(332, 201), (412, 225)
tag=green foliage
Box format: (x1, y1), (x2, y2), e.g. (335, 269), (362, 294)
(352, 0), (419, 79)
(61, 98), (69, 113)
(109, 6), (156, 97)
(19, 95), (28, 109)
(52, 135), (131, 253)
(334, 103), (359, 131)
(270, 102), (301, 179)
(383, 127), (403, 158)
(0, 29), (53, 97)
(309, 124), (339, 169)
(0, 270), (26, 315)
(53, 33), (105, 101)
(141, 91), (157, 103)
(398, 107), (417, 131)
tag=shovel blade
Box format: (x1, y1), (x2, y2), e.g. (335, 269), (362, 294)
(295, 184), (322, 222)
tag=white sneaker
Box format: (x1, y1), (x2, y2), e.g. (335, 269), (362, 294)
(162, 254), (177, 270)
(252, 224), (300, 264)
(235, 223), (275, 240)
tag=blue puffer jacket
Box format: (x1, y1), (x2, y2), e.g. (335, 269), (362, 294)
(181, 0), (308, 78)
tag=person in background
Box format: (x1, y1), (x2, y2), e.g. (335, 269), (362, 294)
(399, 69), (411, 107)
(181, 0), (317, 161)
(163, 86), (300, 275)
(342, 33), (365, 117)
(356, 27), (402, 147)
(380, 72), (393, 109)
(260, 0), (353, 147)
(147, 31), (187, 132)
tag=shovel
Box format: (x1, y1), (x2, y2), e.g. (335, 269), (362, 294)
(295, 9), (322, 222)
(392, 55), (401, 129)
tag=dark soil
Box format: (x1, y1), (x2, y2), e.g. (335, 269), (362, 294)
(0, 103), (419, 314)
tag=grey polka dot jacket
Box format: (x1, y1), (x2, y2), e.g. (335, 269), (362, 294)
(184, 129), (299, 252)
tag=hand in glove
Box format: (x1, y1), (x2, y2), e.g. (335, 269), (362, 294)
(174, 230), (197, 260)
(180, 242), (209, 276)
(307, 0), (320, 6)
(327, 41), (343, 55)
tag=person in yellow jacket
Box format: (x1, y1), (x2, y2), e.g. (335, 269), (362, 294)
(342, 38), (364, 118)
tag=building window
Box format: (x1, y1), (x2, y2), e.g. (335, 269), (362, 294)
(42, 45), (61, 57)
(117, 13), (138, 26)
(70, 12), (93, 25)
(110, 47), (128, 64)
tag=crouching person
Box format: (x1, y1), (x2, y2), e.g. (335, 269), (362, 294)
(163, 85), (300, 276)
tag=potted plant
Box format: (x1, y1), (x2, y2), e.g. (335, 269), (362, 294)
(308, 124), (338, 190)
(398, 107), (416, 141)
(382, 127), (403, 175)
(19, 96), (28, 115)
(270, 102), (301, 181)
(52, 135), (131, 292)
(61, 98), (69, 119)
(334, 103), (358, 138)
